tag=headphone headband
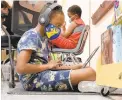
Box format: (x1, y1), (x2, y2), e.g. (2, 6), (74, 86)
(38, 3), (62, 26)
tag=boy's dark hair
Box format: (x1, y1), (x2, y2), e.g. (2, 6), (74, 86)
(39, 2), (63, 19)
(1, 1), (10, 8)
(50, 9), (64, 19)
(68, 5), (82, 17)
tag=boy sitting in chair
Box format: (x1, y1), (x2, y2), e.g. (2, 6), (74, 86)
(46, 5), (85, 49)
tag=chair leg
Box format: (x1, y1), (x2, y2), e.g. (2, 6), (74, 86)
(9, 50), (15, 88)
(70, 53), (77, 65)
(2, 25), (15, 88)
(61, 53), (64, 61)
(63, 54), (68, 65)
(71, 54), (81, 64)
(3, 57), (10, 64)
(63, 53), (77, 65)
(1, 61), (3, 64)
(1, 69), (5, 81)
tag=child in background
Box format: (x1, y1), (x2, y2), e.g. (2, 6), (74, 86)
(46, 5), (85, 49)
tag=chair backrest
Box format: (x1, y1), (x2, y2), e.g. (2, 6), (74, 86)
(74, 25), (90, 55)
(11, 1), (47, 36)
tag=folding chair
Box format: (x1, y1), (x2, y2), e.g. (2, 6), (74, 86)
(50, 25), (90, 65)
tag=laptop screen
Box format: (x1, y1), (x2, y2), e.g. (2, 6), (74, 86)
(82, 46), (100, 68)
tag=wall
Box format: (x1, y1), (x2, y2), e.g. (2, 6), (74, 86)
(90, 0), (114, 70)
(4, 0), (13, 6)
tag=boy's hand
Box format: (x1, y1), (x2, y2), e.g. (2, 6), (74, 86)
(47, 59), (62, 69)
(61, 22), (66, 31)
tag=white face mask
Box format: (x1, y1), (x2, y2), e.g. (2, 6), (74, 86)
(69, 18), (72, 23)
(69, 15), (76, 23)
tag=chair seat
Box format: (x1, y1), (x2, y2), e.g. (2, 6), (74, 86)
(1, 43), (9, 48)
(1, 35), (21, 48)
(50, 47), (82, 53)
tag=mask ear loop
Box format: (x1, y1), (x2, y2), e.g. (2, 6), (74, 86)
(70, 14), (78, 22)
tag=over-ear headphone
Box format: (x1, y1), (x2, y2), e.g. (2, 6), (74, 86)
(38, 2), (62, 26)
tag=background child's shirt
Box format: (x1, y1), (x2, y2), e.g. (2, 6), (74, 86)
(45, 18), (85, 49)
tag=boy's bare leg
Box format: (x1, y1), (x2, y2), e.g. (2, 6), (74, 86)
(54, 64), (96, 85)
(70, 67), (96, 85)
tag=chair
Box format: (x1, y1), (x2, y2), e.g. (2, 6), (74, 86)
(50, 25), (90, 65)
(1, 1), (44, 88)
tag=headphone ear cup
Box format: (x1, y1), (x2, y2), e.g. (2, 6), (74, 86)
(39, 15), (45, 24)
(38, 3), (62, 26)
(44, 18), (50, 26)
(38, 8), (51, 26)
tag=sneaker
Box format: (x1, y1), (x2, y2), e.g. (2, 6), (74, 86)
(78, 81), (102, 93)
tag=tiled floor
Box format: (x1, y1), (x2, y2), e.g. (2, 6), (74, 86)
(2, 95), (122, 100)
(1, 81), (122, 100)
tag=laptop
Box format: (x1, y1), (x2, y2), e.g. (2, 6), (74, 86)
(82, 46), (100, 68)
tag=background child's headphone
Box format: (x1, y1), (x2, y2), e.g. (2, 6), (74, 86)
(38, 2), (62, 26)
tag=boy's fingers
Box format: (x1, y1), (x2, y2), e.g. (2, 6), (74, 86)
(58, 57), (61, 60)
(57, 62), (62, 65)
(57, 56), (62, 61)
(56, 59), (61, 63)
(56, 62), (62, 66)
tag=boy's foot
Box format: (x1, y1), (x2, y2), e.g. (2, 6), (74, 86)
(78, 81), (102, 93)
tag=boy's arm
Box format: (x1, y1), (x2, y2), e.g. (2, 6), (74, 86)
(16, 50), (61, 74)
(53, 64), (83, 70)
(61, 21), (77, 38)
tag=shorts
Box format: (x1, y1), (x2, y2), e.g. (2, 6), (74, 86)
(20, 70), (73, 91)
